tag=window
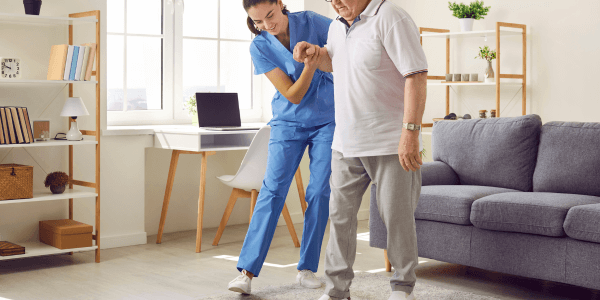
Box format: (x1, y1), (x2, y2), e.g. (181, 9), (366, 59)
(107, 0), (259, 125)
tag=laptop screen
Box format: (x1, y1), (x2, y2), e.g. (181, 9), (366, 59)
(195, 93), (242, 127)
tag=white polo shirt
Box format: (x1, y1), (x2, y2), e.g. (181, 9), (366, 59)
(327, 0), (428, 157)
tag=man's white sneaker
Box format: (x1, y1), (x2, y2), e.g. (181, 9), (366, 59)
(297, 270), (322, 289)
(228, 270), (251, 294)
(317, 295), (350, 300)
(388, 291), (416, 300)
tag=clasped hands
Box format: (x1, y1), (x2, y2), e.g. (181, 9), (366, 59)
(293, 42), (323, 69)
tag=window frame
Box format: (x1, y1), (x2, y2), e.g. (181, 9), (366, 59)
(107, 0), (261, 126)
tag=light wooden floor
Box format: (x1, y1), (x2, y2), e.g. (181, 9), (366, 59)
(0, 220), (598, 300)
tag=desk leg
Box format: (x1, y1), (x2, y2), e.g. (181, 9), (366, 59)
(157, 150), (181, 244)
(196, 151), (212, 253)
(295, 168), (307, 216)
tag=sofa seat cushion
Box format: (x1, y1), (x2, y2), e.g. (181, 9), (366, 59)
(564, 203), (600, 243)
(415, 185), (518, 225)
(471, 192), (600, 237)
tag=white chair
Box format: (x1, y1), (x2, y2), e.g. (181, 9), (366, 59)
(212, 126), (307, 247)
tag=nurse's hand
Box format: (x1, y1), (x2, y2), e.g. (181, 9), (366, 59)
(294, 41), (318, 63)
(304, 45), (322, 70)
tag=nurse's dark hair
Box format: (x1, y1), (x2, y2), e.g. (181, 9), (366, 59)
(243, 0), (289, 35)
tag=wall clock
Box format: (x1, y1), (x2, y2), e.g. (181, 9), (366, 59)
(0, 57), (21, 79)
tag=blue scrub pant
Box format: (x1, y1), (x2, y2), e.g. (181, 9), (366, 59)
(236, 121), (334, 277)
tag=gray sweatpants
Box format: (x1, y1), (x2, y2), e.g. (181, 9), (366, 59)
(324, 149), (422, 299)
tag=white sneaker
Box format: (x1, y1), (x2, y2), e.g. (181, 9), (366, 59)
(297, 270), (322, 289)
(388, 291), (416, 300)
(317, 295), (350, 300)
(228, 270), (251, 294)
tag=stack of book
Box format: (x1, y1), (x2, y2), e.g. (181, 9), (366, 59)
(46, 43), (97, 81)
(0, 107), (34, 145)
(0, 241), (26, 256)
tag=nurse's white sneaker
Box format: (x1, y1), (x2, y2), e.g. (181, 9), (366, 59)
(388, 291), (416, 300)
(228, 270), (251, 294)
(297, 270), (322, 289)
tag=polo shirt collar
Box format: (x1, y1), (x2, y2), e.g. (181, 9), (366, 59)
(360, 0), (386, 17)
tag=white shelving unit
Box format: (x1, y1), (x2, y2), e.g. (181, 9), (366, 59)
(0, 79), (98, 84)
(0, 189), (97, 205)
(420, 22), (527, 125)
(0, 140), (97, 148)
(427, 82), (523, 87)
(0, 242), (97, 261)
(0, 11), (101, 263)
(420, 29), (522, 39)
(0, 12), (97, 25)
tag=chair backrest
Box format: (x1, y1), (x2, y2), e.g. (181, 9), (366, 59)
(229, 126), (271, 191)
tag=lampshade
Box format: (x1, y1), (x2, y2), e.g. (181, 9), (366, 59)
(60, 97), (89, 117)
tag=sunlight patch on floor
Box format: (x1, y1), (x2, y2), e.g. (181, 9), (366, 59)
(213, 255), (298, 268)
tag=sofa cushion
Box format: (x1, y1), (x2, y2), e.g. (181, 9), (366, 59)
(564, 203), (600, 243)
(471, 192), (600, 237)
(415, 185), (518, 225)
(533, 121), (600, 197)
(432, 114), (542, 192)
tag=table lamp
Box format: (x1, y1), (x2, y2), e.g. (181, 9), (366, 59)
(60, 97), (89, 141)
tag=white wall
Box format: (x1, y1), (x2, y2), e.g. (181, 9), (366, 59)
(390, 0), (600, 124)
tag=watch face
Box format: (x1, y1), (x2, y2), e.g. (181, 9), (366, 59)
(1, 58), (21, 79)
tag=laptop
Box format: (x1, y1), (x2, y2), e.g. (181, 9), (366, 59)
(196, 92), (261, 131)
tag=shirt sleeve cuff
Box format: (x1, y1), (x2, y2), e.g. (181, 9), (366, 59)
(402, 69), (428, 78)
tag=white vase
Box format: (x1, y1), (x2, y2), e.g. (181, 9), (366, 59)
(485, 60), (495, 83)
(459, 18), (475, 32)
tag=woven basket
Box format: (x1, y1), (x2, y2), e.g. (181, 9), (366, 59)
(0, 164), (33, 200)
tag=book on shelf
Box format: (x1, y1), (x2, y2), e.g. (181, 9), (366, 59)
(0, 109), (5, 145)
(68, 46), (80, 81)
(19, 107), (34, 143)
(16, 108), (29, 143)
(3, 107), (17, 144)
(0, 108), (10, 144)
(74, 45), (85, 81)
(79, 46), (90, 81)
(9, 107), (25, 144)
(46, 44), (69, 80)
(83, 43), (96, 81)
(48, 43), (96, 82)
(63, 45), (75, 81)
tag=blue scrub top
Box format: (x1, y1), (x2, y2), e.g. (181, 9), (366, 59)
(250, 11), (335, 128)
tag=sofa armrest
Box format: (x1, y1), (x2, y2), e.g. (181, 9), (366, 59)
(422, 161), (460, 186)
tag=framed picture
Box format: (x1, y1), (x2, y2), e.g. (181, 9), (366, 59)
(33, 120), (50, 141)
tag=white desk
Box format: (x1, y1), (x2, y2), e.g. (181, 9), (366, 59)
(109, 124), (306, 252)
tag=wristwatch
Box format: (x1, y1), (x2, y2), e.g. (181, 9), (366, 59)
(402, 122), (421, 131)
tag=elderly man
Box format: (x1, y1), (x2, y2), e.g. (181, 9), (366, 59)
(293, 0), (427, 299)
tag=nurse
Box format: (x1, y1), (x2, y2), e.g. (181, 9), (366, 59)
(227, 0), (335, 295)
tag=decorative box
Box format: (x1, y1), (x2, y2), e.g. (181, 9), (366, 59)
(39, 219), (93, 250)
(0, 241), (26, 256)
(0, 164), (33, 200)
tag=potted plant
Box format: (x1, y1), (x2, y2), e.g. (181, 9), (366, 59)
(448, 0), (491, 32)
(475, 45), (497, 83)
(23, 0), (42, 15)
(184, 94), (198, 125)
(44, 171), (69, 194)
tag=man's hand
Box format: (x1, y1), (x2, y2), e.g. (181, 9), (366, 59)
(398, 130), (422, 172)
(293, 41), (319, 63)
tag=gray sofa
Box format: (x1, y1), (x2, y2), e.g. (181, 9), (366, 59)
(369, 114), (600, 291)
